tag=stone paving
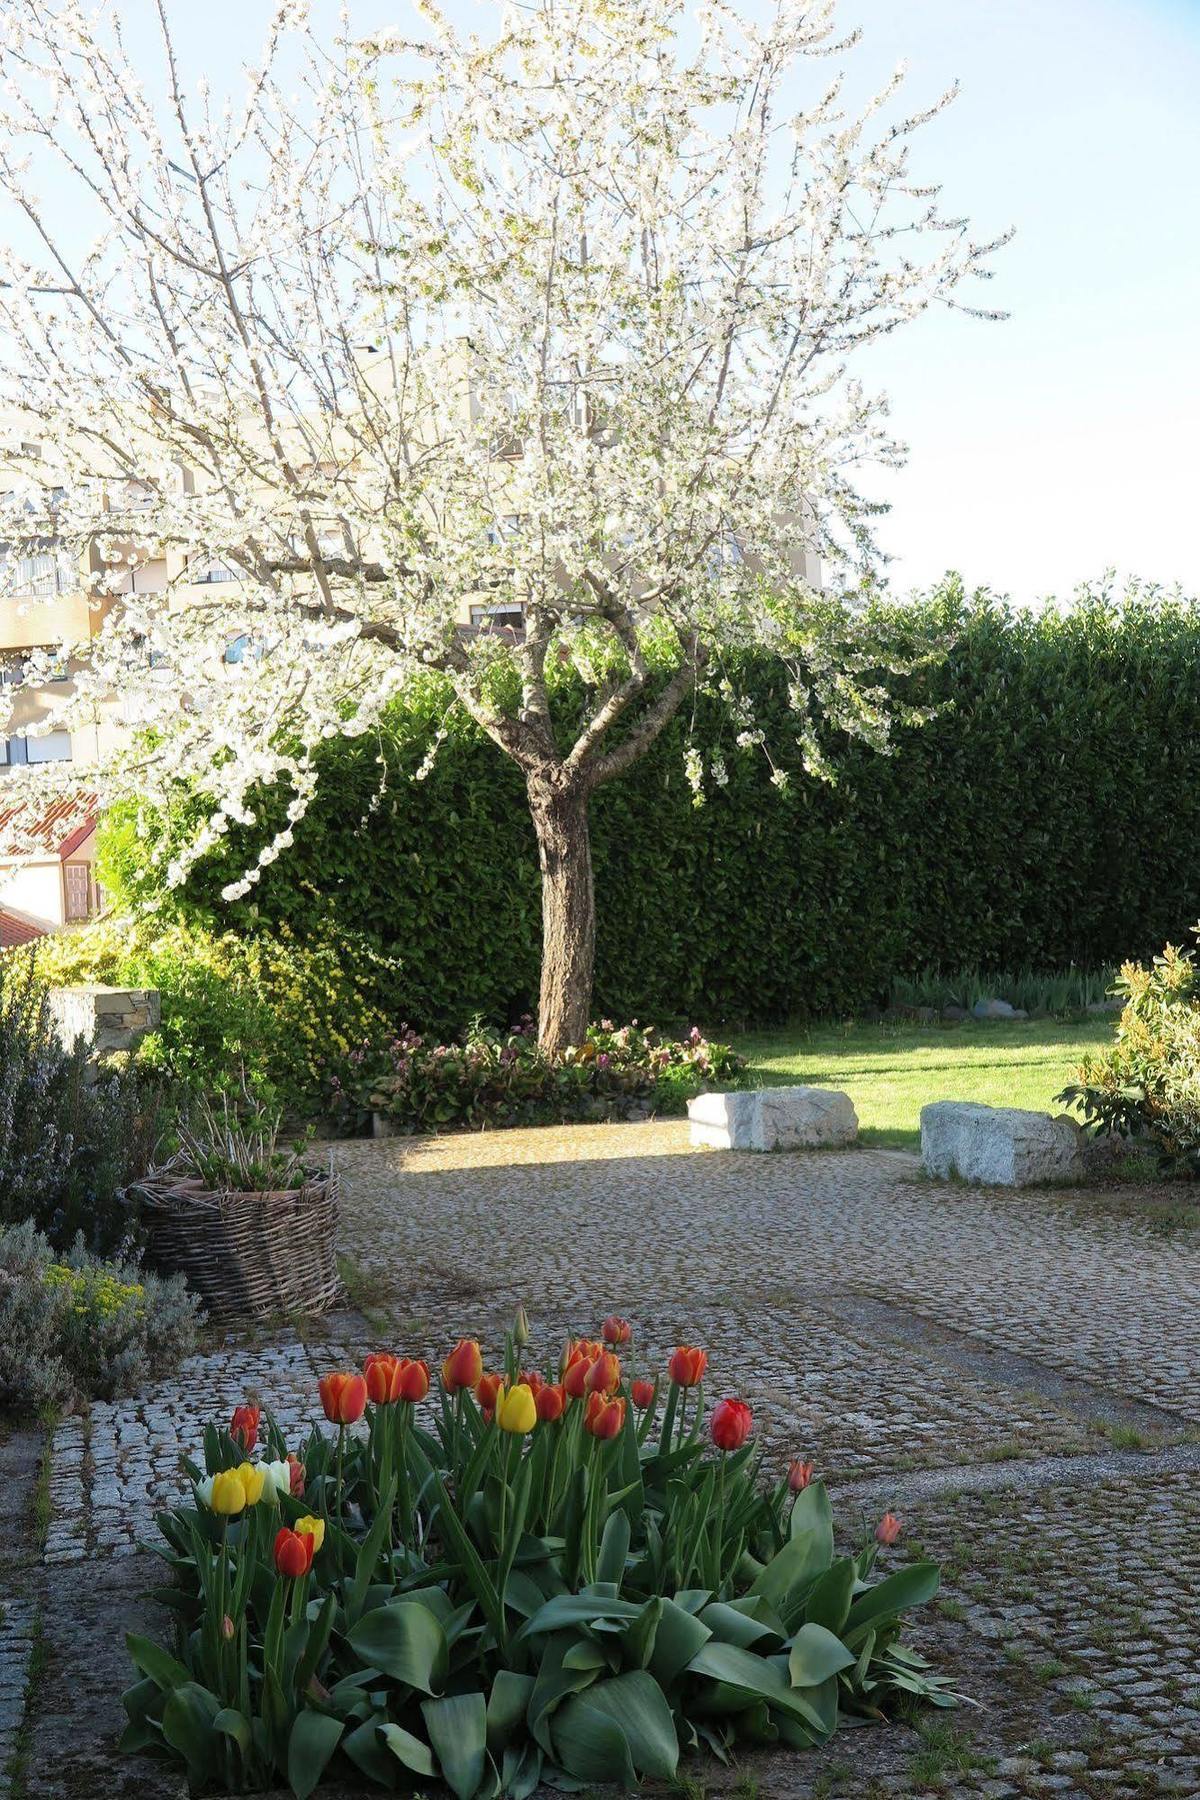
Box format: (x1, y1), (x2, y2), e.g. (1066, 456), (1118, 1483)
(0, 1598), (34, 1799)
(16, 1122), (1200, 1797)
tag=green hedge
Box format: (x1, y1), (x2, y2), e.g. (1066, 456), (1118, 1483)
(100, 584), (1200, 1030)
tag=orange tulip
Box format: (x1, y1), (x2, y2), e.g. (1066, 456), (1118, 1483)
(475, 1371), (504, 1414)
(601, 1315), (632, 1346)
(319, 1371), (368, 1425)
(584, 1392), (626, 1440)
(876, 1512), (903, 1547)
(788, 1459), (815, 1493)
(668, 1345), (708, 1388)
(364, 1353), (404, 1405)
(285, 1452), (306, 1496)
(442, 1339), (484, 1394)
(519, 1369), (545, 1398)
(397, 1358), (430, 1403)
(631, 1378), (656, 1410)
(536, 1382), (566, 1422)
(584, 1351), (622, 1397)
(563, 1339), (602, 1399)
(274, 1525), (315, 1578)
(229, 1405), (260, 1452)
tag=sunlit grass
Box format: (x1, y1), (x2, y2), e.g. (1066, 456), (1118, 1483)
(731, 1016), (1114, 1150)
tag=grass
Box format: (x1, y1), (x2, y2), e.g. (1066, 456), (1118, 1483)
(732, 1016), (1114, 1150)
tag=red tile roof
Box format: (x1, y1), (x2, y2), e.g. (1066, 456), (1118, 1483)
(0, 789), (98, 860)
(0, 908), (47, 948)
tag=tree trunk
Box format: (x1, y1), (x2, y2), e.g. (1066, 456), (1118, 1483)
(528, 772), (595, 1055)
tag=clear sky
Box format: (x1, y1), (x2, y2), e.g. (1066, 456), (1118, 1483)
(13, 0), (1200, 604)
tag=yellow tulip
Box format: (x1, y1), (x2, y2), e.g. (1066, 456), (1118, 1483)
(235, 1462), (267, 1506)
(495, 1382), (538, 1436)
(210, 1469), (247, 1516)
(295, 1514), (326, 1553)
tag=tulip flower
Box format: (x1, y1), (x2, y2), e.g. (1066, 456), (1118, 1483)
(876, 1512), (903, 1547)
(495, 1382), (538, 1435)
(295, 1514), (326, 1554)
(475, 1371), (504, 1414)
(563, 1339), (603, 1399)
(788, 1459), (815, 1493)
(536, 1382), (566, 1423)
(229, 1405), (260, 1452)
(442, 1338), (484, 1394)
(584, 1350), (621, 1397)
(285, 1453), (305, 1497)
(519, 1369), (545, 1398)
(631, 1379), (656, 1411)
(234, 1461), (267, 1505)
(319, 1371), (368, 1425)
(584, 1392), (626, 1440)
(364, 1353), (405, 1405)
(209, 1468), (249, 1516)
(710, 1398), (753, 1452)
(669, 1345), (708, 1388)
(221, 1614), (236, 1641)
(274, 1524), (316, 1578)
(262, 1459), (294, 1500)
(601, 1315), (632, 1346)
(397, 1359), (430, 1403)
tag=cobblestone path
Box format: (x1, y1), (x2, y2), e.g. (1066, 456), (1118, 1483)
(16, 1124), (1200, 1798)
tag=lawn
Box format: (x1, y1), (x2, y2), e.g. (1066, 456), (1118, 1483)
(732, 1016), (1115, 1150)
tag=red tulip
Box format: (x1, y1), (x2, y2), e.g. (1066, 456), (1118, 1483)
(441, 1339), (484, 1394)
(710, 1398), (754, 1452)
(584, 1351), (621, 1397)
(631, 1378), (656, 1411)
(519, 1369), (545, 1398)
(397, 1358), (430, 1403)
(363, 1353), (404, 1405)
(584, 1392), (626, 1440)
(788, 1458), (815, 1493)
(668, 1345), (708, 1388)
(229, 1405), (260, 1452)
(319, 1371), (368, 1425)
(601, 1315), (632, 1346)
(475, 1371), (504, 1414)
(563, 1339), (603, 1399)
(274, 1525), (315, 1578)
(536, 1382), (566, 1422)
(286, 1452), (306, 1497)
(876, 1512), (903, 1547)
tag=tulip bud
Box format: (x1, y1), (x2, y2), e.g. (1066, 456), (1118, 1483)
(229, 1405), (260, 1452)
(876, 1512), (903, 1547)
(495, 1381), (538, 1435)
(601, 1315), (632, 1346)
(286, 1452), (306, 1497)
(584, 1351), (621, 1397)
(513, 1305), (531, 1348)
(709, 1398), (753, 1452)
(536, 1382), (566, 1423)
(788, 1458), (815, 1493)
(475, 1371), (504, 1414)
(397, 1358), (431, 1403)
(319, 1371), (368, 1425)
(364, 1353), (404, 1405)
(584, 1392), (626, 1440)
(631, 1379), (656, 1411)
(221, 1613), (235, 1641)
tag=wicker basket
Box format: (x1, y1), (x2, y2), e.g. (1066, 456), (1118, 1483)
(136, 1170), (342, 1319)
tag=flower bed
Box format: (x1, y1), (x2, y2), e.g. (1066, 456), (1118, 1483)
(341, 1018), (748, 1135)
(123, 1315), (954, 1796)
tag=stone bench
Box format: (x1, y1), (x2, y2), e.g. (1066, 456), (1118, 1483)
(688, 1085), (858, 1152)
(920, 1100), (1083, 1187)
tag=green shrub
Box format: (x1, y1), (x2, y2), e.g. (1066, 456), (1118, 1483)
(1059, 937), (1200, 1171)
(0, 1219), (199, 1409)
(97, 581), (1200, 1032)
(0, 952), (162, 1255)
(347, 1018), (747, 1133)
(27, 914), (403, 1115)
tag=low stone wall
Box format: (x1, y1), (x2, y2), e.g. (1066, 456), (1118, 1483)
(46, 984), (161, 1063)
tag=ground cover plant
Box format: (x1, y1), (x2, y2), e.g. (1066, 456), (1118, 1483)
(736, 1017), (1113, 1150)
(1060, 936), (1200, 1172)
(346, 1020), (747, 1135)
(0, 1219), (199, 1410)
(124, 1318), (952, 1797)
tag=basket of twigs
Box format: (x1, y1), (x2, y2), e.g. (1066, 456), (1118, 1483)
(135, 1097), (341, 1320)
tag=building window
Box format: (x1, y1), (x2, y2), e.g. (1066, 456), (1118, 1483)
(25, 730), (72, 764)
(224, 634), (250, 664)
(64, 861), (93, 922)
(190, 557), (238, 584)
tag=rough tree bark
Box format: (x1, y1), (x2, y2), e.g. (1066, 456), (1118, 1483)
(527, 770), (595, 1055)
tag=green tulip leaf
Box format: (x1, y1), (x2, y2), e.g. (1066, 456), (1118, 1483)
(788, 1623), (856, 1688)
(551, 1696), (637, 1787)
(564, 1671), (679, 1780)
(125, 1632), (191, 1694)
(212, 1707), (251, 1753)
(287, 1710), (344, 1800)
(845, 1563), (940, 1647)
(648, 1598), (712, 1686)
(486, 1669), (536, 1751)
(161, 1682), (221, 1785)
(346, 1600), (448, 1694)
(379, 1720), (437, 1779)
(804, 1557), (857, 1635)
(595, 1509), (631, 1587)
(422, 1692), (488, 1800)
